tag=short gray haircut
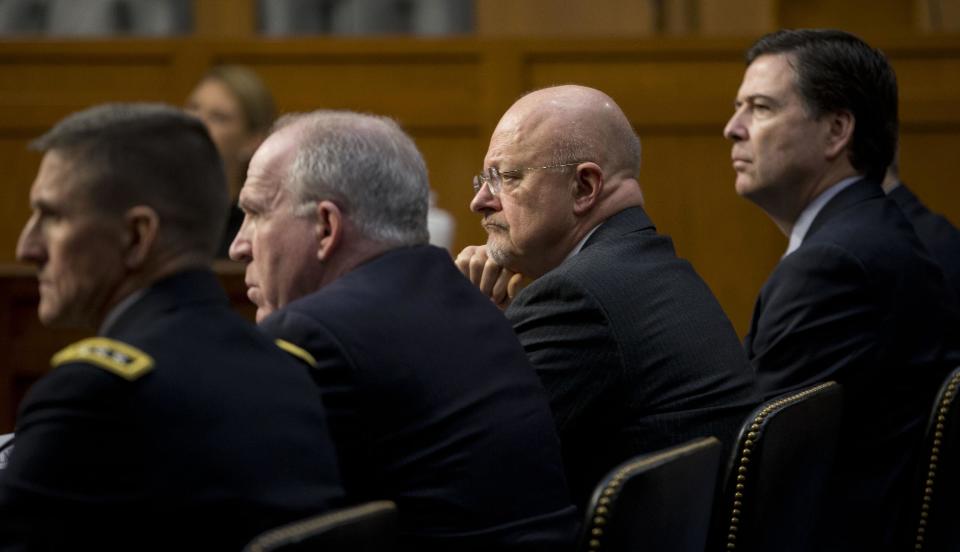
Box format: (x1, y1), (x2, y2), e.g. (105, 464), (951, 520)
(274, 110), (429, 246)
(31, 102), (228, 259)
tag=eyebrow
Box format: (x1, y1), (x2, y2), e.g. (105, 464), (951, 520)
(736, 94), (779, 106)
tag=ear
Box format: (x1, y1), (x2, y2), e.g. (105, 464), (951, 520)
(824, 110), (855, 161)
(123, 205), (160, 269)
(315, 200), (344, 262)
(571, 162), (604, 215)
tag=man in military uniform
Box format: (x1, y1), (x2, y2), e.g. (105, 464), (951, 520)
(0, 104), (343, 550)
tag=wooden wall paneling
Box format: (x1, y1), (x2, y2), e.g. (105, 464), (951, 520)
(0, 138), (41, 263)
(208, 40), (482, 127)
(778, 0), (915, 37)
(194, 0), (257, 37)
(697, 0), (776, 36)
(640, 134), (783, 337)
(0, 42), (188, 263)
(414, 132), (487, 252)
(922, 0), (960, 32)
(475, 0), (656, 37)
(888, 40), (960, 226)
(898, 130), (960, 226)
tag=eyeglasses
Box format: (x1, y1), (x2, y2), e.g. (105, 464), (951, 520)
(471, 162), (583, 196)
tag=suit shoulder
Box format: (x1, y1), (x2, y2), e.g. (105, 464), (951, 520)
(51, 337), (154, 381)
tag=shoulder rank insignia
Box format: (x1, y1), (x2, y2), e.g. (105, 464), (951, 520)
(275, 339), (317, 369)
(51, 338), (154, 381)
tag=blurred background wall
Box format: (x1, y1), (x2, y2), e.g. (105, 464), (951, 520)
(0, 0), (959, 430)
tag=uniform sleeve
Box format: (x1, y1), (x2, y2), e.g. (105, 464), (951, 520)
(506, 276), (621, 438)
(0, 364), (140, 535)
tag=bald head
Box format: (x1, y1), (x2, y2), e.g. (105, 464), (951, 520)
(498, 85), (641, 180)
(471, 85), (645, 278)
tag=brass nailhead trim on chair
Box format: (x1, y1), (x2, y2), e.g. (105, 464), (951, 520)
(913, 371), (959, 552)
(724, 382), (836, 551)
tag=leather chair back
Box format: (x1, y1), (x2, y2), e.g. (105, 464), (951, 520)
(579, 436), (722, 552)
(710, 381), (842, 552)
(243, 500), (397, 552)
(903, 366), (960, 552)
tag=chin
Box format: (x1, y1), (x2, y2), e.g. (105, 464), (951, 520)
(734, 178), (760, 199)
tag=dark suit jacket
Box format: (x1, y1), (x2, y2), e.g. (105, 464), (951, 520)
(888, 183), (960, 300)
(745, 179), (960, 551)
(0, 270), (344, 551)
(505, 206), (757, 505)
(259, 245), (577, 552)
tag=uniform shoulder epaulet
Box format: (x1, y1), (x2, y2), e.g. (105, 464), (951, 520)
(275, 339), (317, 369)
(51, 337), (154, 381)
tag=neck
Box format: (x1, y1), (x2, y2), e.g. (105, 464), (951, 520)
(522, 176), (645, 279)
(97, 251), (208, 328)
(759, 166), (858, 236)
(318, 238), (397, 289)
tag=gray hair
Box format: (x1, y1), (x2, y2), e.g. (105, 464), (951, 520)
(275, 110), (429, 246)
(32, 102), (228, 259)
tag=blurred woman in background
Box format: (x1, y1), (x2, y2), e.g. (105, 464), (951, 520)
(185, 65), (276, 257)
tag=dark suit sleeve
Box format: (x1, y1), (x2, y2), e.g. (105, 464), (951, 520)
(506, 276), (621, 437)
(748, 243), (883, 391)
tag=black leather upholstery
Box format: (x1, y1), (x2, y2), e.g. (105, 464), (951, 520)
(903, 366), (960, 552)
(579, 436), (722, 552)
(243, 500), (397, 552)
(710, 381), (842, 552)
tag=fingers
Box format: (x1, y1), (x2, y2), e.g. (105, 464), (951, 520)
(455, 245), (515, 307)
(455, 245), (488, 285)
(507, 273), (531, 300)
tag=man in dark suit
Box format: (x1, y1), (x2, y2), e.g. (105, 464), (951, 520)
(229, 110), (577, 551)
(0, 104), (344, 551)
(455, 85), (756, 504)
(882, 159), (960, 299)
(723, 29), (960, 550)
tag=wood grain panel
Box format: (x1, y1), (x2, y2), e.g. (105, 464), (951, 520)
(892, 57), (960, 125)
(250, 57), (480, 128)
(899, 130), (960, 227)
(0, 45), (178, 130)
(413, 131), (488, 253)
(0, 139), (42, 263)
(641, 133), (782, 337)
(527, 57), (745, 128)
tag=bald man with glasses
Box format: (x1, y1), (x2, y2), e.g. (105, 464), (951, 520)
(456, 85), (756, 504)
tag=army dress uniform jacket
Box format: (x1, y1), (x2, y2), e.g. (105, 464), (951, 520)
(0, 269), (344, 551)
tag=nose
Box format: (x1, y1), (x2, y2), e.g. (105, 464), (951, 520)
(723, 110), (747, 142)
(469, 182), (501, 214)
(16, 213), (46, 266)
(228, 215), (252, 263)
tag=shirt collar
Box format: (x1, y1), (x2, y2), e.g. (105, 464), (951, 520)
(99, 288), (147, 336)
(564, 223), (602, 263)
(785, 176), (861, 257)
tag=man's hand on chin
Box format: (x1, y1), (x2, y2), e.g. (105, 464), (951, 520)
(454, 245), (530, 310)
